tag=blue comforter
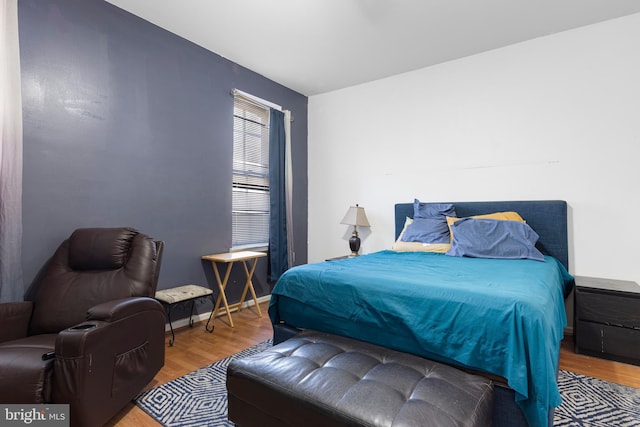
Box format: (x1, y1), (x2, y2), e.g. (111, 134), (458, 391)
(269, 250), (574, 427)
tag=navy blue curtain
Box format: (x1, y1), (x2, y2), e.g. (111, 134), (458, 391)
(268, 109), (288, 281)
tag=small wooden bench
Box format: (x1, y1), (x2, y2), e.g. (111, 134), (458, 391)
(227, 330), (494, 427)
(155, 284), (215, 346)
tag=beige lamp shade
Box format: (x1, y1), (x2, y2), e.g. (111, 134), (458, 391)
(340, 204), (370, 227)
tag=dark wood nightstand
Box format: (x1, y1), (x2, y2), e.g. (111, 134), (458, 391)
(325, 255), (351, 261)
(574, 275), (640, 366)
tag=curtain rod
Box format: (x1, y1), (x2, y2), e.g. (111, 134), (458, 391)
(231, 88), (282, 111)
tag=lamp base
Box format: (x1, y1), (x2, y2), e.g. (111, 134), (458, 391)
(349, 234), (361, 256)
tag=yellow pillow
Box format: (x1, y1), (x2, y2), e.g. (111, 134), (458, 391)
(446, 211), (526, 242)
(392, 241), (451, 253)
(475, 211), (525, 222)
(392, 217), (451, 253)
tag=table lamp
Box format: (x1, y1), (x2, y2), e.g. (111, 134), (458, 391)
(340, 204), (370, 256)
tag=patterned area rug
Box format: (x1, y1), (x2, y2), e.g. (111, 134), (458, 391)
(135, 341), (640, 427)
(135, 340), (272, 427)
(554, 370), (640, 426)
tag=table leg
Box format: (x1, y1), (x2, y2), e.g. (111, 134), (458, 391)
(204, 293), (215, 333)
(188, 300), (195, 327)
(211, 261), (235, 327)
(237, 258), (263, 317)
(165, 303), (175, 347)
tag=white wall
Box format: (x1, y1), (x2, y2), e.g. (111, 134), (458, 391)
(308, 13), (640, 285)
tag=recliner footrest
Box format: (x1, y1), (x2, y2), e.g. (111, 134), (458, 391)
(227, 330), (493, 427)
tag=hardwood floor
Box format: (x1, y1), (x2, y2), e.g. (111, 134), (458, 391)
(559, 335), (640, 389)
(107, 301), (640, 426)
(107, 302), (273, 427)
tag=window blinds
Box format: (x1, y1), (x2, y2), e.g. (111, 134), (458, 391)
(232, 97), (270, 248)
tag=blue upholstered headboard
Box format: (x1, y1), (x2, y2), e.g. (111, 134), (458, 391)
(395, 200), (569, 270)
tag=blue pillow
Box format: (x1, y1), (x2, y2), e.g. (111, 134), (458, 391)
(446, 218), (545, 261)
(413, 199), (456, 219)
(401, 217), (451, 244)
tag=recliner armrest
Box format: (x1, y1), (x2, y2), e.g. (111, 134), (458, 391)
(0, 301), (33, 343)
(87, 297), (163, 323)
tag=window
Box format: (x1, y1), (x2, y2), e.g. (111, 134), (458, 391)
(232, 96), (270, 249)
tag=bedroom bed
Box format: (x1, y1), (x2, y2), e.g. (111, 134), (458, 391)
(268, 200), (574, 427)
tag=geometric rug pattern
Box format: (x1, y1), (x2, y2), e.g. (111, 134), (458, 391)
(136, 340), (640, 427)
(554, 370), (640, 427)
(134, 339), (272, 427)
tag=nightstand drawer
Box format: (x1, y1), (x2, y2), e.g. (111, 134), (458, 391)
(576, 290), (640, 328)
(576, 320), (640, 364)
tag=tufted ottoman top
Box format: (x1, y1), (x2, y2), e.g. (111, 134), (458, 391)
(227, 330), (493, 427)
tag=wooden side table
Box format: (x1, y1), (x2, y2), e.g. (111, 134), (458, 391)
(201, 251), (267, 327)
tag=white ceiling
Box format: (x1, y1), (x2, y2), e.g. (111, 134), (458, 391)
(104, 0), (640, 96)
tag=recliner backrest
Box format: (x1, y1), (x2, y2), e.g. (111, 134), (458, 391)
(28, 227), (161, 335)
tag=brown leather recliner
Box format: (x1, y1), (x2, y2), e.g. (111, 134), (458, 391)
(0, 227), (166, 427)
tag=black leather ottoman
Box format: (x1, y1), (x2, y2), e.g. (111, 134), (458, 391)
(226, 330), (493, 427)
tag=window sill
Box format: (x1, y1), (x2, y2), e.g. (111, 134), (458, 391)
(230, 244), (268, 252)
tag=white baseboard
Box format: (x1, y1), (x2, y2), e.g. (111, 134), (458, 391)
(164, 294), (271, 332)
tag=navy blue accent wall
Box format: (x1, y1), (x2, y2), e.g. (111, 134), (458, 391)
(18, 0), (308, 306)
